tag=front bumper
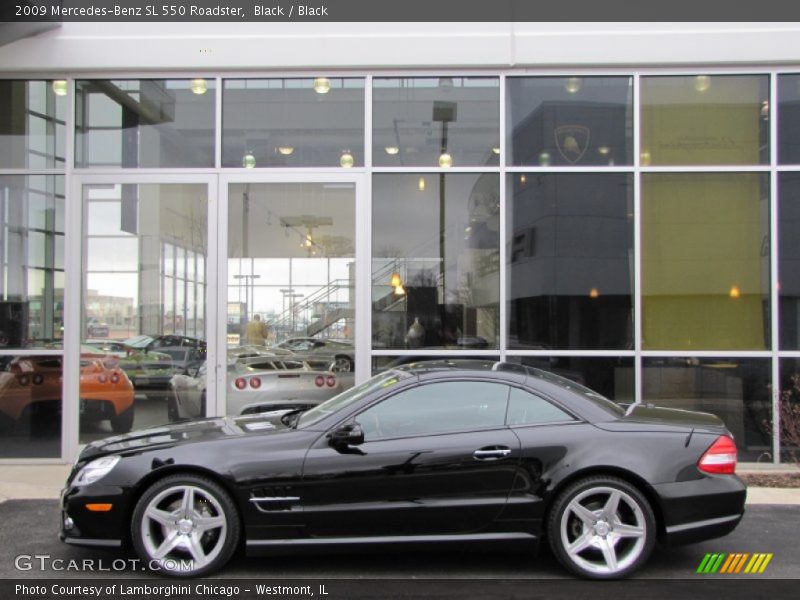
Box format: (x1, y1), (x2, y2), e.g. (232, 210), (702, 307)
(654, 474), (746, 546)
(59, 483), (128, 548)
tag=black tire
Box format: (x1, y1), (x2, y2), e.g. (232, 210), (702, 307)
(547, 475), (656, 579)
(332, 355), (353, 373)
(110, 405), (134, 433)
(131, 473), (240, 577)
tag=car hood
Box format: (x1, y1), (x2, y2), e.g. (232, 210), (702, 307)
(79, 411), (296, 460)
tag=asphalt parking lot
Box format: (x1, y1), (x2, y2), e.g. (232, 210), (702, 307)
(0, 501), (797, 580)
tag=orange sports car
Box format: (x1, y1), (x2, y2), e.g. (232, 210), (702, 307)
(0, 355), (135, 433)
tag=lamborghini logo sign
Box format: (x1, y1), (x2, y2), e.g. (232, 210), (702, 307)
(555, 125), (590, 164)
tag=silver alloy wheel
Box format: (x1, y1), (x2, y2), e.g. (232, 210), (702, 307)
(140, 484), (227, 573)
(559, 485), (647, 576)
(332, 356), (353, 372)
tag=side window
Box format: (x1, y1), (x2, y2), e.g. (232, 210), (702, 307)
(506, 387), (575, 426)
(357, 381), (509, 440)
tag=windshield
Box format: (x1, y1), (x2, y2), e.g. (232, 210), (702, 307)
(297, 370), (411, 428)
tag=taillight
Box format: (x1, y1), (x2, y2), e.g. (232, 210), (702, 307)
(698, 435), (738, 475)
(315, 375), (325, 387)
(326, 375), (336, 387)
(234, 377), (247, 390)
(110, 373), (120, 384)
(98, 374), (108, 384)
(32, 374), (44, 385)
(18, 375), (30, 386)
(250, 377), (262, 389)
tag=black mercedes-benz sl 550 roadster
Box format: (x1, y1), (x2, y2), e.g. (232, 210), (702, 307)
(60, 360), (745, 578)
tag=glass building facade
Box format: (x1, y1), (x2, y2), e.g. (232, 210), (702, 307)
(1, 71), (798, 463)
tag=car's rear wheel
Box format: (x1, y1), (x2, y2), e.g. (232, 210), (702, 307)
(131, 474), (240, 577)
(547, 475), (655, 579)
(331, 355), (353, 373)
(110, 405), (134, 433)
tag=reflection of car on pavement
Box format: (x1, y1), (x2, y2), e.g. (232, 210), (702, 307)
(84, 339), (128, 358)
(87, 320), (109, 338)
(62, 360), (746, 579)
(0, 355), (135, 433)
(274, 337), (354, 372)
(168, 355), (345, 421)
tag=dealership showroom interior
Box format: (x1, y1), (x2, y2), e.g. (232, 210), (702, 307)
(0, 20), (800, 471)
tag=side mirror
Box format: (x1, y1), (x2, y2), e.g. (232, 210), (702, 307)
(328, 422), (364, 447)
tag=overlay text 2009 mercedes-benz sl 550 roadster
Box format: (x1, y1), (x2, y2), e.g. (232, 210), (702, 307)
(59, 360), (746, 579)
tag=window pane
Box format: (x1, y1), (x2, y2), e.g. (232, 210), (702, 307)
(508, 173), (633, 350)
(372, 174), (499, 350)
(82, 183), (208, 443)
(779, 173), (800, 349)
(643, 357), (771, 461)
(222, 78), (364, 168)
(0, 176), (65, 348)
(640, 75), (769, 166)
(778, 74), (800, 164)
(0, 354), (62, 458)
(507, 387), (574, 425)
(75, 79), (215, 168)
(0, 80), (66, 169)
(358, 381), (508, 439)
(371, 354), (499, 374)
(778, 359), (800, 462)
(506, 356), (634, 403)
(642, 173), (770, 350)
(373, 77), (499, 167)
(507, 76), (632, 166)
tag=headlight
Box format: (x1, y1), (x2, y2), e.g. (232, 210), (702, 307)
(73, 455), (120, 486)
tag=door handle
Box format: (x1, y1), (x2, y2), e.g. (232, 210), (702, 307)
(473, 446), (512, 460)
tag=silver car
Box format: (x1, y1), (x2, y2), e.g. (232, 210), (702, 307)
(169, 355), (345, 421)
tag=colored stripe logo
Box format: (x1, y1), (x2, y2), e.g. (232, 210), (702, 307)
(696, 553), (773, 574)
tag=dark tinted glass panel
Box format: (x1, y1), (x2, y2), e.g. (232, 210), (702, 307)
(778, 359), (800, 462)
(0, 80), (66, 169)
(75, 79), (215, 168)
(507, 76), (632, 166)
(640, 75), (769, 166)
(0, 176), (65, 349)
(642, 173), (770, 350)
(373, 77), (499, 167)
(223, 78), (364, 168)
(506, 356), (634, 402)
(0, 354), (62, 457)
(780, 173), (800, 349)
(507, 387), (574, 425)
(642, 357), (771, 460)
(357, 381), (508, 439)
(778, 74), (800, 164)
(508, 173), (633, 350)
(372, 174), (499, 350)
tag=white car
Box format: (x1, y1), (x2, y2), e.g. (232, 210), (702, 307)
(168, 355), (344, 421)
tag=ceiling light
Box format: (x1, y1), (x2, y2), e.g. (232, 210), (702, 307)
(492, 146), (501, 155)
(418, 177), (426, 192)
(565, 77), (582, 94)
(313, 77), (331, 94)
(729, 285), (741, 299)
(52, 80), (68, 96)
(520, 175), (527, 184)
(390, 272), (402, 288)
(242, 152), (256, 169)
(598, 146), (610, 156)
(190, 78), (208, 95)
(393, 285), (406, 296)
(640, 151), (652, 166)
(385, 146), (400, 155)
(694, 75), (711, 93)
(340, 151), (354, 168)
(589, 288), (599, 298)
(438, 152), (453, 168)
(539, 151), (551, 166)
(277, 146), (294, 155)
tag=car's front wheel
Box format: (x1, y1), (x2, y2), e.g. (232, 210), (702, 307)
(131, 474), (240, 577)
(547, 475), (656, 579)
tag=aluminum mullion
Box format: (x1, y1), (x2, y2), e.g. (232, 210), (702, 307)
(770, 71), (781, 464)
(633, 73), (643, 406)
(499, 73), (507, 363)
(214, 77), (223, 169)
(362, 76), (373, 383)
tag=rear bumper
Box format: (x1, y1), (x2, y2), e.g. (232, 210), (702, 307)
(653, 474), (746, 546)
